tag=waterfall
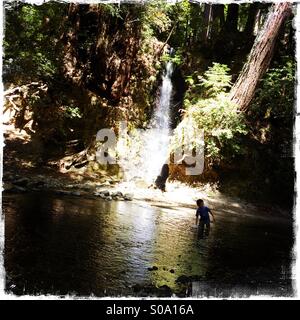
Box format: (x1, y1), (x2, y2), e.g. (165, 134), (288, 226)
(142, 61), (174, 183)
(118, 59), (174, 184)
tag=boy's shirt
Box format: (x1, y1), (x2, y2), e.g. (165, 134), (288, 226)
(196, 206), (210, 223)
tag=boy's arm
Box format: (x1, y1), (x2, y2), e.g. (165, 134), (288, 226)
(195, 215), (199, 225)
(209, 209), (215, 222)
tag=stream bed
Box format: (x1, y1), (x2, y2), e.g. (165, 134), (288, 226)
(3, 192), (294, 297)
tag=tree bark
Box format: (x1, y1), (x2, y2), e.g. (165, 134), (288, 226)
(202, 3), (213, 43)
(229, 2), (292, 111)
(213, 4), (225, 31)
(224, 4), (239, 32)
(243, 3), (259, 36)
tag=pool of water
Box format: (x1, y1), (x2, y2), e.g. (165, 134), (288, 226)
(3, 192), (294, 297)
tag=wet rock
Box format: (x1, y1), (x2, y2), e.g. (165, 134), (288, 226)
(71, 191), (81, 196)
(99, 190), (110, 197)
(105, 196), (112, 201)
(13, 177), (29, 187)
(111, 191), (123, 197)
(123, 193), (133, 201)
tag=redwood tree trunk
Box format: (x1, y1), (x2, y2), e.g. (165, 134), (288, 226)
(243, 3), (259, 36)
(224, 3), (239, 32)
(229, 2), (292, 111)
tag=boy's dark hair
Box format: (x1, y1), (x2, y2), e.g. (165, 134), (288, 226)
(196, 199), (204, 206)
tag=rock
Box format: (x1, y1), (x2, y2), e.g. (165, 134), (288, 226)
(105, 196), (112, 201)
(111, 191), (123, 197)
(71, 191), (81, 196)
(13, 177), (29, 187)
(99, 190), (110, 197)
(123, 193), (133, 201)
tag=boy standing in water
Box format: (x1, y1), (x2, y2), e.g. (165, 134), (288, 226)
(195, 199), (215, 238)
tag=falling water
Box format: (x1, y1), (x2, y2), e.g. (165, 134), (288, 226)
(141, 60), (174, 183)
(118, 59), (174, 184)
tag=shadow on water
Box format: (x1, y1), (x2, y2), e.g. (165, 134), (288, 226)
(3, 192), (294, 297)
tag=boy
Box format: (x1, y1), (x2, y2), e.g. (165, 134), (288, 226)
(195, 199), (215, 238)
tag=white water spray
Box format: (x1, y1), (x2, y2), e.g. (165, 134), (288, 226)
(142, 60), (174, 183)
(118, 60), (174, 184)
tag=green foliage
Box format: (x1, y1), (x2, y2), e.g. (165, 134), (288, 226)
(64, 105), (82, 119)
(173, 63), (247, 166)
(185, 63), (232, 104)
(198, 63), (232, 97)
(251, 57), (295, 122)
(141, 0), (172, 39)
(161, 49), (183, 66)
(188, 93), (247, 161)
(4, 2), (65, 82)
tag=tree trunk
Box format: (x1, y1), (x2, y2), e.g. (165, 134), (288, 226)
(213, 4), (225, 31)
(229, 2), (292, 111)
(224, 4), (239, 32)
(202, 3), (213, 43)
(243, 3), (259, 36)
